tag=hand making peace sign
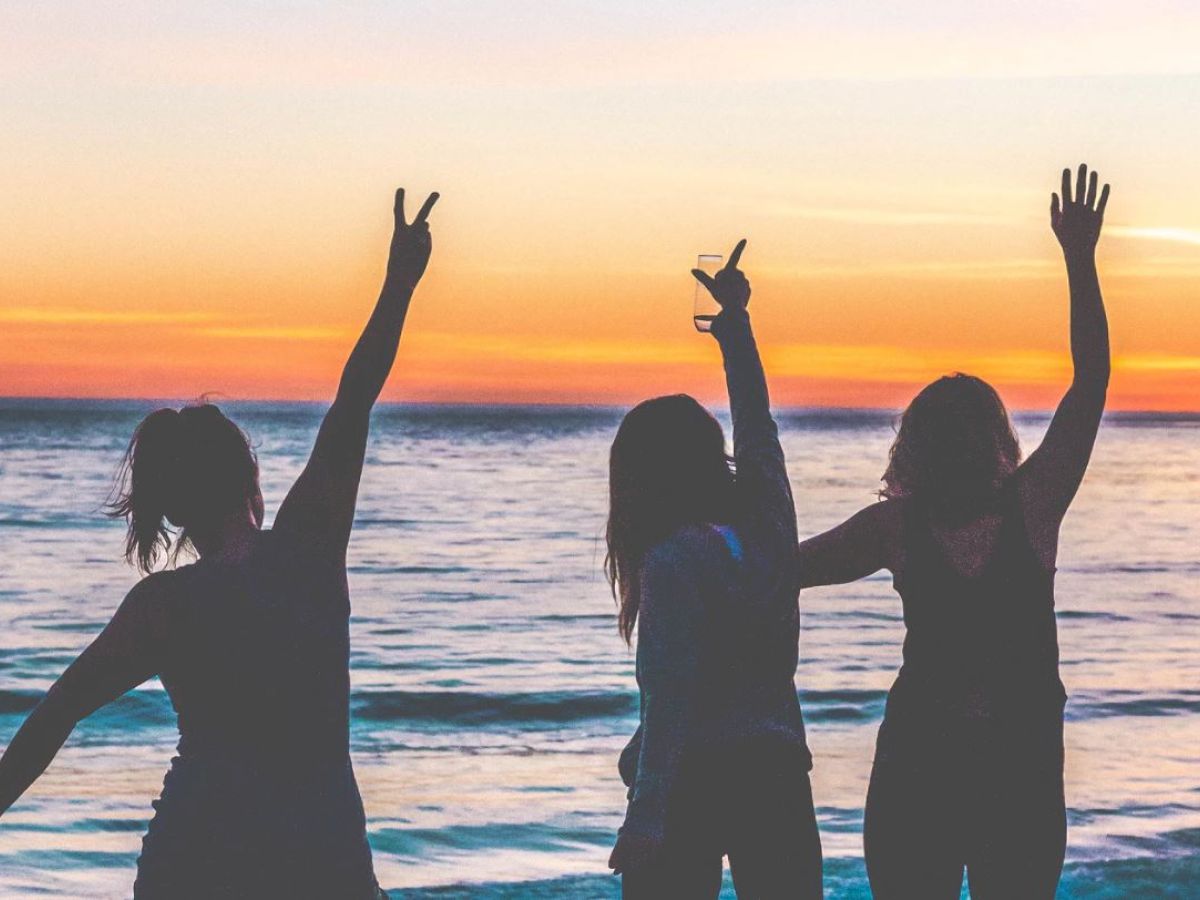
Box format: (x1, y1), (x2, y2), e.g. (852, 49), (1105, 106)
(387, 188), (440, 289)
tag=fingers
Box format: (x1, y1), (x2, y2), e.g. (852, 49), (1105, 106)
(726, 238), (747, 270)
(691, 268), (717, 293)
(1050, 192), (1061, 223)
(414, 192), (440, 225)
(1061, 168), (1072, 205)
(1097, 182), (1111, 218)
(394, 188), (406, 225)
(1086, 170), (1098, 208)
(1075, 164), (1087, 207)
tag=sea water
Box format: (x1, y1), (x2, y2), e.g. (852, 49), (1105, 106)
(0, 400), (1196, 898)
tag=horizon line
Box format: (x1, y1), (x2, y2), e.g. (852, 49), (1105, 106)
(2, 394), (1197, 418)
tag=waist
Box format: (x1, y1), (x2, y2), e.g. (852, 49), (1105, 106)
(177, 730), (349, 762)
(619, 694), (809, 786)
(888, 666), (1066, 719)
(165, 748), (359, 793)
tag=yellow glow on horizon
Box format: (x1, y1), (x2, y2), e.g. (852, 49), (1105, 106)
(0, 7), (1197, 411)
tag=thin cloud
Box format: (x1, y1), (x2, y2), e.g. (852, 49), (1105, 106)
(0, 308), (212, 325)
(765, 205), (1011, 228)
(198, 326), (350, 341)
(1107, 226), (1200, 247)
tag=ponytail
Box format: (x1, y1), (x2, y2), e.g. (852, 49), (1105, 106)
(107, 409), (184, 572)
(107, 404), (258, 573)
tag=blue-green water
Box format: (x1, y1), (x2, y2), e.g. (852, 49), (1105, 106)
(0, 401), (1197, 897)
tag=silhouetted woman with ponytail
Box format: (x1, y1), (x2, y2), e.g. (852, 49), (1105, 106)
(0, 187), (438, 899)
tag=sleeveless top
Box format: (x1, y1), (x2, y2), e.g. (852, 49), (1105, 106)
(885, 480), (1067, 745)
(134, 529), (379, 899)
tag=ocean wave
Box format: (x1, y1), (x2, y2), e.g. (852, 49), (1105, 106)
(1057, 610), (1134, 622)
(351, 687), (893, 728)
(352, 690), (637, 726)
(7, 683), (1192, 736)
(0, 688), (175, 729)
(381, 851), (1200, 899)
(800, 688), (889, 722)
(370, 821), (613, 857)
(0, 689), (39, 714)
(1069, 691), (1200, 719)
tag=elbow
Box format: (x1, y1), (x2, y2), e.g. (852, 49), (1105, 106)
(33, 686), (84, 736)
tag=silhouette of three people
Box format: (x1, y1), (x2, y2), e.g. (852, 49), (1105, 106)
(0, 166), (1112, 899)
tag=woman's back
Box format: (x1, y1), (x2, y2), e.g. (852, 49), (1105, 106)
(157, 530), (352, 763)
(0, 187), (437, 900)
(890, 482), (1064, 718)
(137, 530), (377, 897)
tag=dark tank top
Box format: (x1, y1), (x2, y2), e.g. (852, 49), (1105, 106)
(885, 479), (1066, 743)
(135, 529), (379, 899)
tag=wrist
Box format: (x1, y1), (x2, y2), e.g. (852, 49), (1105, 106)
(382, 274), (418, 296)
(710, 305), (750, 339)
(1062, 247), (1096, 267)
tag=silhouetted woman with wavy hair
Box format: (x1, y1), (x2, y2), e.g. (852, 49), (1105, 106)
(0, 187), (439, 899)
(606, 241), (822, 898)
(797, 165), (1113, 898)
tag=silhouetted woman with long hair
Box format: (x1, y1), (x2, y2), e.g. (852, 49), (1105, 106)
(0, 187), (439, 898)
(606, 241), (822, 898)
(797, 165), (1112, 898)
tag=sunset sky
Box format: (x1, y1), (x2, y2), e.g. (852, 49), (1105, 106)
(1, 2), (1197, 409)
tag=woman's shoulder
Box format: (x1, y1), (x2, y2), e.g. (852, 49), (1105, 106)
(259, 525), (346, 569)
(131, 567), (188, 597)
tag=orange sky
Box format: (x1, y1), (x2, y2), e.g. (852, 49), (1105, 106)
(1, 4), (1197, 410)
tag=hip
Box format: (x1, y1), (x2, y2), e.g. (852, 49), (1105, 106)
(874, 693), (1065, 774)
(619, 709), (810, 788)
(140, 755), (374, 863)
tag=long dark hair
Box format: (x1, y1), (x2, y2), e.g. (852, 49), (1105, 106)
(881, 374), (1021, 518)
(107, 404), (261, 573)
(605, 395), (736, 643)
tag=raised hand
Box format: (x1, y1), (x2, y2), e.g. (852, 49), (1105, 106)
(1051, 164), (1109, 258)
(386, 188), (439, 289)
(692, 238), (751, 312)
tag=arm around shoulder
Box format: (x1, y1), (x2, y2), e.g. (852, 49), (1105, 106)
(797, 500), (898, 589)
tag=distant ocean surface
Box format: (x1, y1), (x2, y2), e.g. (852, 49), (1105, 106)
(0, 400), (1197, 899)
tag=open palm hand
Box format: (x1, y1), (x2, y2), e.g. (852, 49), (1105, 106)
(1051, 164), (1109, 258)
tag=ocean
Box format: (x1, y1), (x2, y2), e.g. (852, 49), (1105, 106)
(0, 400), (1197, 898)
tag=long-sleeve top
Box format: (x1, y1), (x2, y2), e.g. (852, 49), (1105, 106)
(618, 306), (810, 841)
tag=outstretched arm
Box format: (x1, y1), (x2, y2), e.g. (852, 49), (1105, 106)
(797, 501), (898, 589)
(274, 188), (438, 551)
(1019, 164), (1111, 564)
(0, 582), (163, 816)
(693, 241), (798, 562)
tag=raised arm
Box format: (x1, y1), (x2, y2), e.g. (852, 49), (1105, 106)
(692, 240), (797, 559)
(274, 188), (438, 551)
(0, 581), (164, 816)
(1019, 164), (1111, 564)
